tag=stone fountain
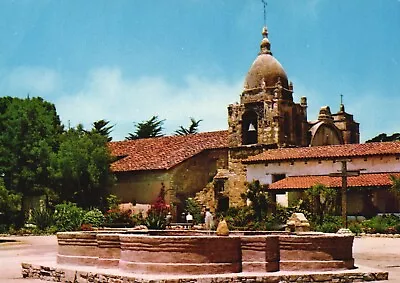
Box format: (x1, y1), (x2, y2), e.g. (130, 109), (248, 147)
(21, 228), (389, 282)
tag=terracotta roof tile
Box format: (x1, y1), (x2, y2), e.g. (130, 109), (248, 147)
(269, 173), (400, 190)
(244, 141), (400, 163)
(108, 131), (228, 172)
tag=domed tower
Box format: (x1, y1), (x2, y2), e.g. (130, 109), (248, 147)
(228, 27), (309, 148)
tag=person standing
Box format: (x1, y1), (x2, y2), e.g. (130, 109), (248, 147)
(186, 212), (193, 223)
(204, 208), (213, 230)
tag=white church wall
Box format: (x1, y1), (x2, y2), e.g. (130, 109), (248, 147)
(247, 155), (400, 186)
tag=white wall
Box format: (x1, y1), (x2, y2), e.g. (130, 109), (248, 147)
(247, 155), (400, 185)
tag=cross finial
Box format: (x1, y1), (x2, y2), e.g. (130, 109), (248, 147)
(262, 0), (268, 27)
(339, 94), (345, 112)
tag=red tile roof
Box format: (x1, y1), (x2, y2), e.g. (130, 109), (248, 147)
(269, 173), (400, 190)
(108, 131), (228, 172)
(244, 141), (400, 163)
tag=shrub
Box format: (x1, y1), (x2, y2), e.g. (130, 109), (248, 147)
(144, 184), (169, 230)
(53, 202), (84, 231)
(0, 182), (22, 229)
(31, 209), (54, 231)
(224, 206), (254, 230)
(104, 208), (134, 227)
(82, 208), (105, 227)
(362, 214), (400, 234)
(145, 209), (167, 229)
(185, 198), (202, 224)
(315, 216), (342, 233)
(395, 223), (400, 234)
(241, 180), (269, 221)
(348, 222), (363, 235)
(303, 184), (338, 225)
(106, 194), (120, 210)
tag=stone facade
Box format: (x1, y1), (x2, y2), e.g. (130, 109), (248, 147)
(217, 26), (360, 210)
(111, 148), (228, 215)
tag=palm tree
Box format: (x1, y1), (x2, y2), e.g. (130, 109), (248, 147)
(175, 117), (202, 136)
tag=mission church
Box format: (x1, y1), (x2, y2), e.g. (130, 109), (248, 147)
(108, 25), (400, 218)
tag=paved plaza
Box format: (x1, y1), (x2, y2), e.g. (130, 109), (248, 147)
(0, 235), (399, 283)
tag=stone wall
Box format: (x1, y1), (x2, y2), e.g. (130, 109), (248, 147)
(110, 148), (228, 210)
(169, 148), (228, 208)
(22, 262), (388, 283)
(226, 145), (274, 206)
(110, 171), (170, 204)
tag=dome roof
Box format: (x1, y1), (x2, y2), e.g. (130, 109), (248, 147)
(244, 27), (289, 90)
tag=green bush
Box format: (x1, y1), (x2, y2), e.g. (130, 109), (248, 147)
(104, 208), (134, 227)
(362, 215), (400, 234)
(348, 222), (363, 235)
(106, 194), (120, 210)
(53, 202), (84, 231)
(315, 216), (342, 233)
(224, 206), (254, 230)
(185, 198), (202, 224)
(395, 223), (400, 234)
(0, 182), (22, 229)
(31, 209), (54, 231)
(82, 208), (105, 227)
(241, 180), (269, 221)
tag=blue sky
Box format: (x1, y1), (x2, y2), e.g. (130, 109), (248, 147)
(0, 0), (399, 141)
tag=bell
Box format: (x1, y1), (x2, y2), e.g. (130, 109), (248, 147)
(248, 123), (256, 132)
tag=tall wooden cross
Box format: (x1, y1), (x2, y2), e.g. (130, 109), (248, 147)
(329, 160), (364, 228)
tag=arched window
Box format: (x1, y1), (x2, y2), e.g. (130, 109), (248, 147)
(242, 110), (258, 145)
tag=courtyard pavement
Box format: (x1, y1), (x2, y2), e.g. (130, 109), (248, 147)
(0, 235), (399, 282)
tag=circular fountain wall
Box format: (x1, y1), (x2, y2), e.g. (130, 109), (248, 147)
(119, 235), (242, 274)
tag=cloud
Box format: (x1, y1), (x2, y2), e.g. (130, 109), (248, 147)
(2, 65), (394, 143)
(55, 67), (242, 140)
(0, 66), (61, 96)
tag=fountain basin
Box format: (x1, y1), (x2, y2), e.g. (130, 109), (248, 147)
(56, 230), (353, 275)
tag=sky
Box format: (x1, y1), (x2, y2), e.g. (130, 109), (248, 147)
(0, 0), (399, 142)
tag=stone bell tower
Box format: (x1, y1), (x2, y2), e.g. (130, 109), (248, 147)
(219, 26), (311, 207)
(228, 27), (309, 148)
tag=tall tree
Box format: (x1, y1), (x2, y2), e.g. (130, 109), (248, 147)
(175, 117), (202, 136)
(366, 133), (400, 143)
(126, 115), (165, 140)
(91, 119), (114, 142)
(50, 125), (115, 209)
(0, 97), (63, 198)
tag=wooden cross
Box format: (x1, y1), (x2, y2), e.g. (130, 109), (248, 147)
(329, 160), (364, 228)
